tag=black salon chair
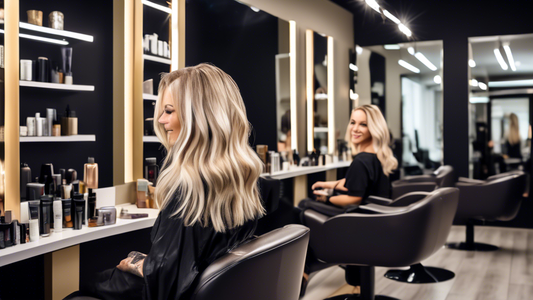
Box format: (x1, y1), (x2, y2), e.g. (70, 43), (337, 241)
(390, 165), (455, 199)
(447, 170), (526, 251)
(302, 188), (459, 300)
(64, 225), (310, 300)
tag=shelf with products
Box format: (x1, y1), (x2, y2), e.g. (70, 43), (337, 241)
(260, 161), (352, 180)
(20, 81), (95, 91)
(20, 135), (96, 142)
(143, 93), (158, 101)
(0, 20), (94, 44)
(143, 54), (171, 65)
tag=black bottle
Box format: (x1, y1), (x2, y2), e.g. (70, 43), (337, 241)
(144, 158), (159, 186)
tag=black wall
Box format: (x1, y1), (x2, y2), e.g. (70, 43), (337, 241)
(185, 0), (279, 150)
(332, 0), (533, 178)
(19, 0), (114, 187)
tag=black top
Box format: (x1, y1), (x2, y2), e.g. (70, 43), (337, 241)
(505, 140), (522, 160)
(142, 196), (257, 300)
(345, 152), (391, 200)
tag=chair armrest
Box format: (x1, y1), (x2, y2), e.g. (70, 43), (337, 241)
(457, 177), (484, 185)
(391, 182), (437, 199)
(357, 203), (410, 214)
(399, 175), (436, 183)
(366, 196), (393, 206)
(390, 191), (429, 207)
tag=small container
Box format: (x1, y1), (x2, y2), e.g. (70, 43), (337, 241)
(20, 59), (33, 81)
(53, 199), (63, 232)
(158, 40), (164, 56)
(48, 11), (64, 30)
(150, 33), (158, 55)
(27, 10), (43, 26)
(40, 196), (53, 236)
(26, 117), (36, 136)
(62, 198), (73, 228)
(20, 126), (28, 137)
(28, 200), (40, 242)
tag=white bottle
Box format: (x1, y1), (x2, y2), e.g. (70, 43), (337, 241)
(53, 200), (63, 232)
(29, 219), (39, 242)
(35, 113), (43, 136)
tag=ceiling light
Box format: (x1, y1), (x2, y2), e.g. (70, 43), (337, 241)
(398, 24), (412, 37)
(494, 48), (508, 71)
(349, 63), (358, 72)
(384, 44), (400, 50)
(407, 47), (415, 55)
(469, 59), (476, 68)
(434, 75), (442, 84)
(365, 0), (381, 13)
(515, 61), (521, 67)
(142, 0), (172, 14)
(398, 59), (420, 73)
(383, 10), (401, 24)
(502, 43), (516, 71)
(478, 82), (487, 90)
(470, 79), (478, 87)
(0, 29), (69, 45)
(250, 6), (260, 12)
(488, 79), (533, 88)
(470, 97), (489, 104)
(414, 52), (437, 71)
(356, 45), (363, 55)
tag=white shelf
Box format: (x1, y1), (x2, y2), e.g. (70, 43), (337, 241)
(20, 135), (96, 142)
(143, 136), (160, 143)
(143, 93), (158, 101)
(144, 54), (171, 65)
(18, 21), (93, 43)
(0, 204), (158, 267)
(314, 127), (329, 133)
(261, 161), (351, 180)
(20, 81), (95, 91)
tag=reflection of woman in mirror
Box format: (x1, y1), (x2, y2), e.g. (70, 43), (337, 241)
(76, 64), (265, 300)
(304, 104), (397, 208)
(504, 113), (522, 160)
(277, 109), (291, 152)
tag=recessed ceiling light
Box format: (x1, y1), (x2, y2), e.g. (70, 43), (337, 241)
(488, 79), (533, 88)
(384, 44), (401, 50)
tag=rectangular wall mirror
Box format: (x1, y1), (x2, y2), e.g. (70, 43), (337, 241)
(468, 33), (533, 180)
(307, 30), (334, 155)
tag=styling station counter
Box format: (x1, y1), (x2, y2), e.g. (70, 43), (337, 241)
(261, 161), (352, 180)
(0, 204), (160, 268)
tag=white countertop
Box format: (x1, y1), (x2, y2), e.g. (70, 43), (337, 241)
(260, 161), (352, 180)
(0, 204), (159, 267)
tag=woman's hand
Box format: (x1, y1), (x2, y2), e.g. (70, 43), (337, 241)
(116, 251), (147, 278)
(312, 181), (334, 190)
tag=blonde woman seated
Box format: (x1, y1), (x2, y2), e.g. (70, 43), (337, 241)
(300, 104), (397, 214)
(76, 64), (265, 300)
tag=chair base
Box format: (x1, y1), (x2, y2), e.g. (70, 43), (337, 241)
(384, 263), (455, 283)
(446, 242), (499, 252)
(325, 294), (399, 300)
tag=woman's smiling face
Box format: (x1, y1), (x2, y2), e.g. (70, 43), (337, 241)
(158, 88), (181, 145)
(349, 109), (372, 146)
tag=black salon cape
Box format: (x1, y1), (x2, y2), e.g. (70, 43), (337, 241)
(86, 195), (257, 300)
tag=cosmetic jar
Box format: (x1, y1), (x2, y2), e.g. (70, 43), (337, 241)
(48, 11), (64, 30)
(20, 59), (33, 81)
(98, 207), (117, 226)
(27, 10), (43, 26)
(26, 117), (36, 136)
(20, 126), (28, 137)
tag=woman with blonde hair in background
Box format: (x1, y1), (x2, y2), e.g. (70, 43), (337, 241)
(73, 64), (265, 300)
(505, 113), (522, 160)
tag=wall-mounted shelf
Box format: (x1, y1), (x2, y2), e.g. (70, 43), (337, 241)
(20, 135), (96, 142)
(144, 54), (171, 65)
(314, 127), (329, 133)
(20, 81), (95, 91)
(261, 161), (351, 180)
(143, 136), (159, 143)
(143, 93), (158, 101)
(18, 21), (94, 43)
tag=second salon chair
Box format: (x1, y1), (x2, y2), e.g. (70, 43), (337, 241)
(447, 170), (526, 251)
(390, 165), (455, 199)
(302, 188), (459, 300)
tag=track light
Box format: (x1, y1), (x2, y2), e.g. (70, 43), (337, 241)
(383, 10), (400, 24)
(414, 52), (437, 71)
(469, 59), (476, 68)
(356, 45), (363, 55)
(384, 44), (400, 50)
(494, 48), (508, 71)
(407, 47), (415, 55)
(478, 82), (487, 90)
(434, 75), (442, 84)
(349, 63), (358, 72)
(398, 60), (420, 73)
(502, 43), (516, 71)
(398, 24), (412, 37)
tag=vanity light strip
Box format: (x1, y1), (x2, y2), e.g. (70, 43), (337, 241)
(289, 21), (298, 150)
(327, 36), (335, 155)
(0, 29), (69, 45)
(306, 30), (314, 153)
(19, 22), (93, 42)
(142, 0), (172, 14)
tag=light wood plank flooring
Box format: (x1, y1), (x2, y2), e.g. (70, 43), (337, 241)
(302, 226), (533, 300)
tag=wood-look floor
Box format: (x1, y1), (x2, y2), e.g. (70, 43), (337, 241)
(302, 226), (533, 300)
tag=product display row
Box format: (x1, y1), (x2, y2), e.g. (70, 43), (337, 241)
(21, 105), (78, 137)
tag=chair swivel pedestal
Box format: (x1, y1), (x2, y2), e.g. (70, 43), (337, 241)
(326, 266), (398, 300)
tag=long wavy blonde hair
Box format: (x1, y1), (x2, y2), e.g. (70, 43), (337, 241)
(153, 63), (264, 232)
(508, 113), (520, 146)
(345, 104), (398, 175)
